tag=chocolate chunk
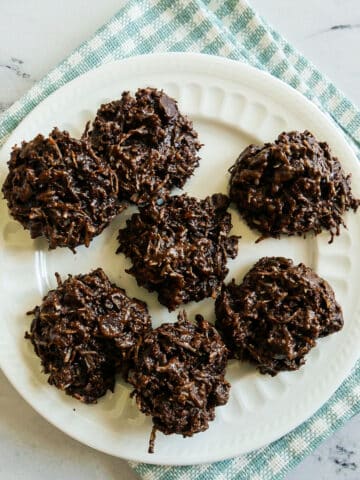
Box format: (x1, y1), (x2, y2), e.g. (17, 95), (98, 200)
(229, 130), (359, 242)
(128, 311), (230, 453)
(25, 268), (151, 403)
(2, 128), (124, 251)
(215, 257), (343, 375)
(117, 193), (239, 311)
(84, 87), (201, 204)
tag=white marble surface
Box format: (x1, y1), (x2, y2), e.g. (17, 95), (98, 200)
(0, 0), (359, 479)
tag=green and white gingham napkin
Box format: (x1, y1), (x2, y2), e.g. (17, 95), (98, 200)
(1, 1), (359, 479)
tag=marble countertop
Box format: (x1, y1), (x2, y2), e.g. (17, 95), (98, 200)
(1, 1), (359, 479)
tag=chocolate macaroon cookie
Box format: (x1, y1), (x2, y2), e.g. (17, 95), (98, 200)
(117, 193), (239, 311)
(128, 311), (230, 453)
(215, 257), (343, 375)
(25, 268), (151, 403)
(84, 87), (201, 204)
(2, 128), (124, 251)
(229, 130), (359, 242)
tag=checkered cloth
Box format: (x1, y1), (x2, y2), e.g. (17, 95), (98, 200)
(0, 1), (359, 479)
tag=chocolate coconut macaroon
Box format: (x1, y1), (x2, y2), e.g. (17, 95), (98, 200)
(128, 311), (230, 453)
(84, 87), (201, 204)
(117, 193), (239, 311)
(229, 130), (359, 242)
(26, 268), (151, 403)
(2, 128), (124, 251)
(215, 257), (343, 375)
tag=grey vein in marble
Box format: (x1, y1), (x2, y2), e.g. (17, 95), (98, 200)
(0, 56), (31, 79)
(309, 23), (360, 37)
(331, 445), (357, 474)
(0, 102), (12, 113)
(330, 24), (360, 31)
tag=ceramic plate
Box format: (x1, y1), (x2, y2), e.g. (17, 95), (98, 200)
(0, 53), (359, 465)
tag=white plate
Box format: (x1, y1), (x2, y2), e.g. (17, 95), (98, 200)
(0, 53), (360, 466)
